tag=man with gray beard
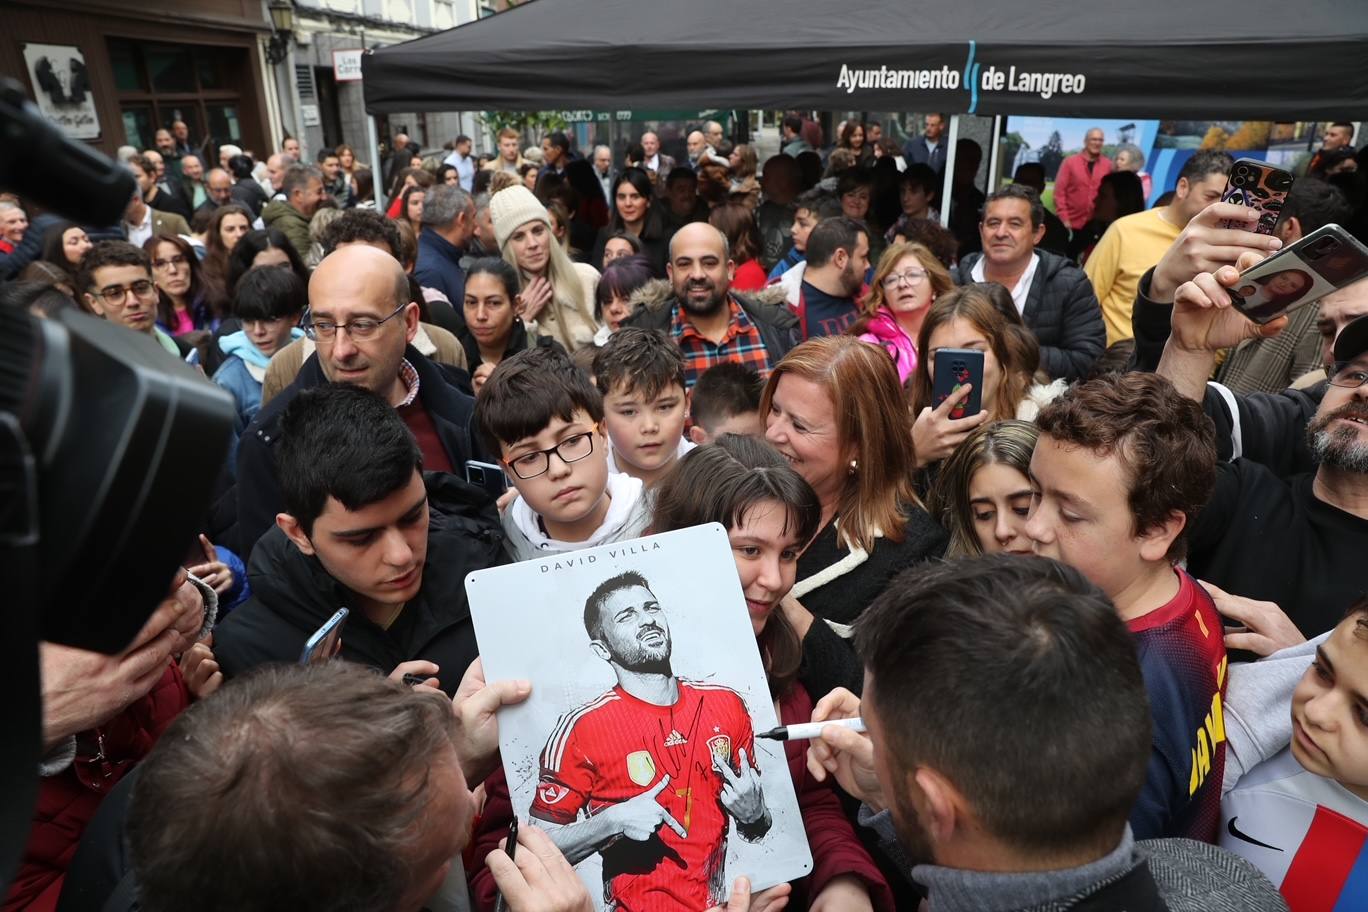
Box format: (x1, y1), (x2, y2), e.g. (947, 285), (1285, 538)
(1175, 312), (1368, 639)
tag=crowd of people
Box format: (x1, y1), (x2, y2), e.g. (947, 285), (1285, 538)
(3, 111), (1368, 912)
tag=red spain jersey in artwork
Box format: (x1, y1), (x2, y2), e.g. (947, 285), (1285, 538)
(530, 680), (756, 911)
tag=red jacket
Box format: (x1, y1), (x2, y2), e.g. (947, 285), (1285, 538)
(3, 662), (190, 912)
(467, 683), (893, 911)
(1053, 152), (1113, 230)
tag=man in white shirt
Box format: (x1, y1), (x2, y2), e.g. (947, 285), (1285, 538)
(953, 184), (1106, 380)
(442, 135), (476, 192)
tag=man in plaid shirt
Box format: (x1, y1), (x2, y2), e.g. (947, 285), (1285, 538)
(625, 223), (800, 388)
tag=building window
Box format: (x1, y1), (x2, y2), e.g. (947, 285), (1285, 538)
(108, 38), (248, 153)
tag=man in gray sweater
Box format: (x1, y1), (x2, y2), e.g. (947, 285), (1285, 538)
(798, 555), (1289, 912)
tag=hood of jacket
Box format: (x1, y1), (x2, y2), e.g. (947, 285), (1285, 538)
(501, 472), (652, 561)
(245, 472), (503, 661)
(630, 282), (797, 328)
(262, 199), (308, 227)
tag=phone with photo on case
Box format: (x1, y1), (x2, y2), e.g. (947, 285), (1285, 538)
(1219, 158), (1294, 235)
(1231, 224), (1368, 324)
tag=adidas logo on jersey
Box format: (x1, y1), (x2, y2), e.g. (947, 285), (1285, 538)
(664, 729), (688, 747)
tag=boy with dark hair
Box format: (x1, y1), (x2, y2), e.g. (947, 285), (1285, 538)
(213, 383), (503, 694)
(688, 361), (763, 444)
(1220, 598), (1368, 908)
(320, 207), (404, 259)
(593, 327), (694, 485)
(768, 188), (840, 282)
(1026, 371), (1228, 841)
(79, 240), (181, 356)
(475, 346), (650, 560)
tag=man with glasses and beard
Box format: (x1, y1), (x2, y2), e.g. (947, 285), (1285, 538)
(232, 244), (481, 558)
(530, 571), (771, 911)
(1162, 262), (1368, 640)
(623, 222), (799, 388)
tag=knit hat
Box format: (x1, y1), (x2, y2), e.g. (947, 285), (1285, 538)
(489, 185), (552, 251)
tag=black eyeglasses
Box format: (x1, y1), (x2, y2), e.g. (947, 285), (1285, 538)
(302, 302), (405, 341)
(507, 431), (596, 479)
(1328, 362), (1368, 390)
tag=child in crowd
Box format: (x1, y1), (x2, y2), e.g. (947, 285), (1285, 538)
(474, 346), (650, 560)
(688, 361), (764, 444)
(592, 327), (694, 486)
(212, 266), (306, 475)
(768, 188), (841, 285)
(1027, 371), (1229, 842)
(1220, 598), (1368, 911)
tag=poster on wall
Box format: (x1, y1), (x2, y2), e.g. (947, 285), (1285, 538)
(22, 43), (101, 140)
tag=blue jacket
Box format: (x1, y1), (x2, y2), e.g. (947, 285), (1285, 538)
(412, 227), (467, 304)
(211, 329), (302, 478)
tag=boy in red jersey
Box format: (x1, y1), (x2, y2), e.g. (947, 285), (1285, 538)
(1027, 371), (1229, 841)
(531, 571), (771, 910)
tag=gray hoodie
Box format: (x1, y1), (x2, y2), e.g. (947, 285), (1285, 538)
(501, 472), (652, 561)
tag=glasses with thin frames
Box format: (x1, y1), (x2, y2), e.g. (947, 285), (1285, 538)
(507, 431), (596, 479)
(881, 268), (928, 289)
(94, 280), (157, 306)
(151, 254), (188, 270)
(1328, 362), (1368, 390)
(303, 302), (405, 341)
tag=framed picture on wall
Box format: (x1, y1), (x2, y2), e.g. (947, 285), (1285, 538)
(22, 43), (101, 140)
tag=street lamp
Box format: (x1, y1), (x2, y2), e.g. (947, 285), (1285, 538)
(265, 0), (296, 65)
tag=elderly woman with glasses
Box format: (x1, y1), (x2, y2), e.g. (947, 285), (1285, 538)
(849, 242), (956, 383)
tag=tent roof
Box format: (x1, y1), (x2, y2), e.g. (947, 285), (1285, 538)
(363, 0), (1368, 119)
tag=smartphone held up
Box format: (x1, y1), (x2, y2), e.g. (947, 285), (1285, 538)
(1219, 158), (1294, 235)
(1230, 225), (1368, 325)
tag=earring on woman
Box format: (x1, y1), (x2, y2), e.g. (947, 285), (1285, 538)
(849, 459), (859, 475)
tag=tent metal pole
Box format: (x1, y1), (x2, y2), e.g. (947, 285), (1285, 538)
(939, 114), (960, 228)
(367, 113), (387, 212)
(986, 115), (1003, 191)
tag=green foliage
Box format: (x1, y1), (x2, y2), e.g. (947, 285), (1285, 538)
(479, 111), (568, 138)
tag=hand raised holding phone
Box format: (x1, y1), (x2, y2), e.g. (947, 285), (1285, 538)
(913, 380), (988, 467)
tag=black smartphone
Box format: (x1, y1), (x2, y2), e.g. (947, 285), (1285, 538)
(299, 608), (348, 665)
(1219, 158), (1294, 236)
(1231, 224), (1368, 325)
(932, 349), (985, 419)
(465, 459), (509, 498)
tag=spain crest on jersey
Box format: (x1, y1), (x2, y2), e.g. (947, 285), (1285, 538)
(626, 750), (657, 787)
(707, 734), (732, 766)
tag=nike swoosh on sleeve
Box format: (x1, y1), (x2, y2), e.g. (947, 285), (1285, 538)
(1227, 816), (1284, 852)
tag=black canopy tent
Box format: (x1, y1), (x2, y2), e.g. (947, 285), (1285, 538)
(363, 0), (1368, 120)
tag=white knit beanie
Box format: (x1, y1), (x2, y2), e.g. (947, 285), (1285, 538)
(490, 185), (551, 251)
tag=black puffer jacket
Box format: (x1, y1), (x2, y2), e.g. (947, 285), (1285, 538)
(214, 473), (505, 697)
(956, 248), (1106, 380)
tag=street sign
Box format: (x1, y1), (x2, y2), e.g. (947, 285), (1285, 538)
(333, 49), (364, 83)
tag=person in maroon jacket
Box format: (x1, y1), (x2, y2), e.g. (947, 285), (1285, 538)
(4, 568), (219, 912)
(467, 435), (894, 911)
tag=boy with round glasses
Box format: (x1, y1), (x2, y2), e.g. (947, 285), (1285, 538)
(474, 345), (651, 561)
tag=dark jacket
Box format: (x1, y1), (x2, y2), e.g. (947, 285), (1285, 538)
(232, 345), (482, 558)
(955, 248), (1107, 381)
(216, 473), (503, 698)
(412, 227), (467, 305)
(451, 311), (563, 370)
(622, 286), (801, 372)
(229, 180), (268, 219)
(794, 508), (948, 701)
(591, 206), (673, 277)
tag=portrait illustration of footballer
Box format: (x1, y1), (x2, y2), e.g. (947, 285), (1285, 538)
(467, 526), (811, 911)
